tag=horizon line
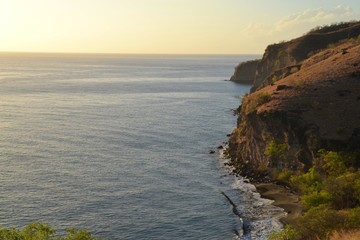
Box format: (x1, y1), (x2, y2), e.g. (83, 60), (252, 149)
(0, 50), (262, 56)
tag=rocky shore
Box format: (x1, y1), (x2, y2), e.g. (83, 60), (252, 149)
(255, 183), (302, 226)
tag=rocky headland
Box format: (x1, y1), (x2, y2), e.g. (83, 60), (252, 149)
(227, 21), (360, 238)
(230, 59), (260, 84)
(229, 39), (360, 179)
(228, 21), (360, 180)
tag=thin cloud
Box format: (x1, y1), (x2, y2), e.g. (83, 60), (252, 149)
(243, 5), (354, 39)
(275, 5), (353, 32)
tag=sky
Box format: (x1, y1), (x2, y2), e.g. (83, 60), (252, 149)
(0, 0), (359, 54)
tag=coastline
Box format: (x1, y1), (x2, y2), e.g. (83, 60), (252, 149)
(225, 21), (360, 239)
(221, 146), (303, 225)
(255, 183), (302, 226)
(219, 149), (287, 239)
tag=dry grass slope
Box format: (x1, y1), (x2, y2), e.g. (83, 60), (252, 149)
(329, 230), (360, 240)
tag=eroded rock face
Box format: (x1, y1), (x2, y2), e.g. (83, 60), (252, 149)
(228, 101), (314, 180)
(228, 40), (360, 181)
(252, 42), (296, 91)
(230, 59), (260, 84)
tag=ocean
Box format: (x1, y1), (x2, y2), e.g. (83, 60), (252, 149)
(0, 53), (284, 239)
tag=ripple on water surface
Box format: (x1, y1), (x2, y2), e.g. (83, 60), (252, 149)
(0, 53), (283, 239)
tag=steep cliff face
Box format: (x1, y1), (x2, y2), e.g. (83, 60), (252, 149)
(252, 42), (296, 91)
(251, 22), (360, 92)
(228, 40), (360, 180)
(230, 59), (260, 84)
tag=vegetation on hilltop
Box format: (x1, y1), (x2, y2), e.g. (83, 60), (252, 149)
(250, 20), (360, 91)
(308, 20), (360, 34)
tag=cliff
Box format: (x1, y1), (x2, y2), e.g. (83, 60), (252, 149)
(229, 21), (360, 92)
(230, 59), (260, 84)
(228, 39), (360, 181)
(253, 21), (360, 92)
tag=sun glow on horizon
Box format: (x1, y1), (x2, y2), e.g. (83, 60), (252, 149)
(1, 0), (359, 54)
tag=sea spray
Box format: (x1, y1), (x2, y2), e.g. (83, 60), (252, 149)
(217, 148), (285, 239)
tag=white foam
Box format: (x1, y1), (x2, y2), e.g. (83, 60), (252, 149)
(218, 148), (286, 239)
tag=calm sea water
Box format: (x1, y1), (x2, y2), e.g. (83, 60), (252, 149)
(0, 53), (283, 239)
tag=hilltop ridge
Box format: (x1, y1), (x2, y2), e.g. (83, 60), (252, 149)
(230, 21), (360, 90)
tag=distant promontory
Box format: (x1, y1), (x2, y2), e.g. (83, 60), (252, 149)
(230, 59), (260, 84)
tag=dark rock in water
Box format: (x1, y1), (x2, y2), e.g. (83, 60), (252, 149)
(209, 150), (215, 154)
(221, 191), (252, 238)
(227, 134), (231, 137)
(217, 145), (223, 149)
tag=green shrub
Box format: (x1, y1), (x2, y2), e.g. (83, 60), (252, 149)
(63, 228), (101, 240)
(290, 167), (322, 194)
(299, 206), (360, 239)
(275, 170), (293, 183)
(247, 92), (271, 112)
(321, 151), (348, 177)
(299, 205), (345, 239)
(291, 151), (360, 209)
(355, 177), (360, 202)
(324, 172), (360, 209)
(272, 75), (279, 83)
(281, 150), (360, 239)
(268, 225), (301, 240)
(257, 92), (271, 104)
(294, 79), (304, 87)
(0, 223), (104, 240)
(301, 190), (332, 209)
(347, 207), (360, 228)
(264, 140), (288, 158)
(274, 59), (281, 71)
(290, 67), (299, 74)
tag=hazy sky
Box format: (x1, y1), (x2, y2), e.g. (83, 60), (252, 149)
(1, 0), (359, 54)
